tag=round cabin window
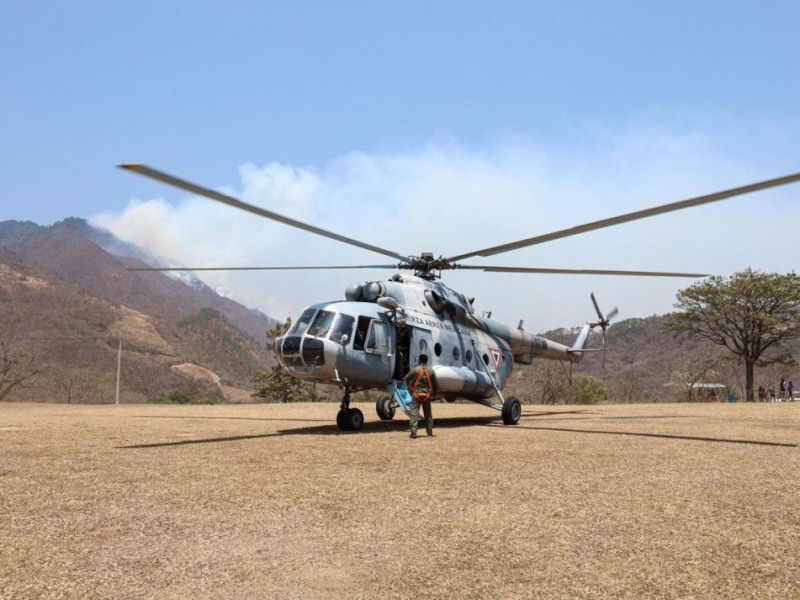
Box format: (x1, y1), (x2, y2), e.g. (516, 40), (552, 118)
(452, 346), (460, 362)
(434, 343), (442, 357)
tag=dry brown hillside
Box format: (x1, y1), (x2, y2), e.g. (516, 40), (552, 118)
(0, 220), (276, 404)
(507, 315), (800, 403)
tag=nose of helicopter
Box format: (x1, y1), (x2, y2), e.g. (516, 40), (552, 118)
(275, 334), (332, 379)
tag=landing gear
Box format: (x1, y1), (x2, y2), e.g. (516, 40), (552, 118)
(336, 389), (365, 431)
(376, 395), (396, 420)
(336, 407), (365, 431)
(502, 396), (521, 425)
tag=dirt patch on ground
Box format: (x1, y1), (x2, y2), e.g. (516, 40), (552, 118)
(1, 401), (798, 598)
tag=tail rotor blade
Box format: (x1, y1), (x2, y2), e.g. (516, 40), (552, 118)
(590, 292), (604, 322)
(589, 293), (616, 368)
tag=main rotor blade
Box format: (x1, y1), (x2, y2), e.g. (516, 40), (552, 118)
(457, 265), (709, 277)
(118, 164), (411, 263)
(446, 171), (800, 262)
(126, 264), (398, 272)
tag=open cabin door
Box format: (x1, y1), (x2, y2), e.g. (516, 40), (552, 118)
(338, 315), (394, 386)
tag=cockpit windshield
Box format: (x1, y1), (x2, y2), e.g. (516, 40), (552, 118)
(289, 309), (356, 345)
(307, 310), (336, 338)
(290, 308), (316, 335)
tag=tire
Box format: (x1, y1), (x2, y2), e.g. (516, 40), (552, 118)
(502, 396), (521, 425)
(336, 408), (349, 431)
(376, 396), (396, 420)
(348, 408), (365, 431)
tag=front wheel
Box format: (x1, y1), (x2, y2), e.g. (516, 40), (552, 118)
(336, 408), (349, 431)
(502, 396), (522, 425)
(347, 407), (365, 431)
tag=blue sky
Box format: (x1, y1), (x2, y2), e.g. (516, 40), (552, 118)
(2, 1), (799, 329)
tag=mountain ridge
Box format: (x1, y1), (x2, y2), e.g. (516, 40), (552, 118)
(0, 219), (276, 403)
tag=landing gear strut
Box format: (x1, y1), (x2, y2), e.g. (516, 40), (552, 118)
(336, 388), (364, 431)
(471, 340), (522, 426)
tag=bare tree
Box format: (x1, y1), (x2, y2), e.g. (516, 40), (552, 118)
(0, 340), (42, 400)
(604, 372), (642, 404)
(528, 363), (570, 405)
(669, 348), (730, 402)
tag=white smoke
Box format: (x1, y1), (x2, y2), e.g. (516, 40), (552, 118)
(92, 122), (800, 332)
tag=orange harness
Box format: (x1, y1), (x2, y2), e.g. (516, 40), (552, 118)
(411, 366), (433, 402)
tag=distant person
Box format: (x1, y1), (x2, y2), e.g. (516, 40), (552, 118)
(789, 381), (795, 402)
(758, 385), (766, 402)
(405, 354), (438, 438)
(780, 378), (786, 400)
(769, 385), (776, 402)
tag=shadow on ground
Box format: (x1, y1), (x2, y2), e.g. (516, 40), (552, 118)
(118, 408), (796, 449)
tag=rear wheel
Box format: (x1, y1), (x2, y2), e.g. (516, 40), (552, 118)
(502, 396), (521, 425)
(376, 396), (396, 420)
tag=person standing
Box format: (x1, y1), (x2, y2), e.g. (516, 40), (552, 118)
(405, 354), (438, 438)
(789, 381), (795, 402)
(779, 378), (787, 401)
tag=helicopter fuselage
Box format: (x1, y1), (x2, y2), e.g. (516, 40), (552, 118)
(276, 274), (586, 402)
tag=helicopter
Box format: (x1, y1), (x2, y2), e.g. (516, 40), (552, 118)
(119, 164), (800, 431)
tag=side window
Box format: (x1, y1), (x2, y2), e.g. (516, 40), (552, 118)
(353, 316), (372, 351)
(329, 314), (355, 346)
(365, 321), (390, 354)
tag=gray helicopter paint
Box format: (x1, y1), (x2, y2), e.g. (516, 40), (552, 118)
(335, 310), (394, 387)
(277, 273), (590, 402)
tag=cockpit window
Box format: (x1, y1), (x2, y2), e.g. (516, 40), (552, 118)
(307, 310), (336, 338)
(353, 316), (372, 351)
(329, 314), (355, 346)
(290, 308), (316, 335)
(366, 321), (390, 354)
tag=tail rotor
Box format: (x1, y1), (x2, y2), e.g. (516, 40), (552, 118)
(589, 292), (618, 367)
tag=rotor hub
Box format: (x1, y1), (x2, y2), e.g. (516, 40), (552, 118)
(400, 253), (456, 280)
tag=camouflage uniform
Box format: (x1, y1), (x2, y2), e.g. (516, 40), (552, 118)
(405, 363), (438, 436)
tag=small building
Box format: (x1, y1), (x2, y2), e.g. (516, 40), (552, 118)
(689, 382), (727, 401)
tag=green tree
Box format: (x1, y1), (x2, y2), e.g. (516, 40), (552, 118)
(253, 319), (319, 403)
(665, 269), (800, 402)
(568, 373), (608, 404)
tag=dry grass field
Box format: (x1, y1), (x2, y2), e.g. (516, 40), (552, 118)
(1, 401), (799, 599)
